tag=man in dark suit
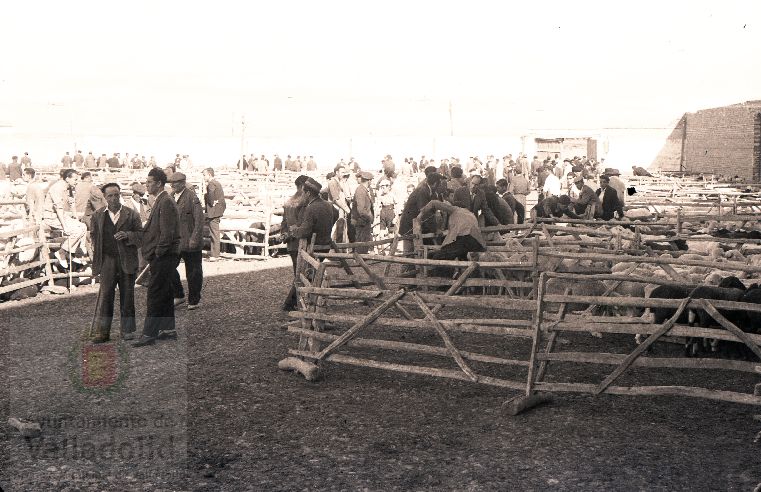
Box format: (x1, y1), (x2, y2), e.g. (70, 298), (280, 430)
(451, 174), (498, 227)
(90, 183), (144, 343)
(202, 167), (226, 262)
(496, 179), (525, 224)
(595, 175), (624, 220)
(288, 177), (334, 248)
(399, 172), (442, 261)
(482, 185), (514, 225)
(273, 154), (283, 172)
(133, 168), (181, 347)
(351, 171), (375, 254)
(168, 172), (205, 310)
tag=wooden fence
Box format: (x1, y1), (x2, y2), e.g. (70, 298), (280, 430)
(521, 271), (761, 409)
(280, 235), (761, 414)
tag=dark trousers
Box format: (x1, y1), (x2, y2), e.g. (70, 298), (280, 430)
(353, 223), (372, 254)
(429, 235), (485, 277)
(206, 217), (221, 257)
(284, 251), (299, 309)
(515, 201), (526, 224)
(95, 255), (136, 336)
(142, 254), (180, 338)
(172, 250), (203, 305)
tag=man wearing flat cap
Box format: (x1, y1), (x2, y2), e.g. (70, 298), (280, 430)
(351, 171), (375, 254)
(603, 167), (626, 207)
(570, 175), (601, 219)
(202, 167), (226, 262)
(166, 171), (205, 311)
(287, 177), (335, 249)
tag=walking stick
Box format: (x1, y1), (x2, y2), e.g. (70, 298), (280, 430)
(135, 263), (151, 284)
(88, 276), (102, 340)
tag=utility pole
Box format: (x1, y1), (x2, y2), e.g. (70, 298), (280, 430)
(448, 99), (454, 137)
(239, 114), (246, 170)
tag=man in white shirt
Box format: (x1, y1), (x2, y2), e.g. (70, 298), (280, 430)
(416, 199), (486, 277)
(542, 170), (561, 198)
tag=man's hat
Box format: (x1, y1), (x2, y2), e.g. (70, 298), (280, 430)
(603, 167), (620, 176)
(131, 183), (147, 195)
(304, 178), (322, 194)
(358, 171), (374, 181)
(168, 172), (187, 183)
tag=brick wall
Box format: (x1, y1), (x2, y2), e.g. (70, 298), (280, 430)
(651, 116), (684, 171)
(683, 103), (761, 179)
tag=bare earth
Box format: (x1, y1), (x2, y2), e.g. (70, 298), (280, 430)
(1, 256), (760, 491)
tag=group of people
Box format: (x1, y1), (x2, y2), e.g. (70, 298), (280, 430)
(0, 152), (198, 177)
(532, 167), (627, 221)
(5, 161), (227, 346)
(90, 166), (226, 346)
(237, 154), (318, 173)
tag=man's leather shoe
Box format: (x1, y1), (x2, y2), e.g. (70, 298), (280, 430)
(91, 334), (110, 344)
(188, 303), (200, 311)
(174, 298), (185, 307)
(157, 330), (178, 340)
(121, 332), (135, 341)
(132, 336), (156, 347)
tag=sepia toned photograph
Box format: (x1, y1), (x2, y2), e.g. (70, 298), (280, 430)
(1, 1), (760, 490)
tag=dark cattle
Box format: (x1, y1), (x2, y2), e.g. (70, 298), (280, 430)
(648, 285), (691, 325)
(245, 222), (284, 257)
(687, 285), (746, 357)
(717, 275), (746, 291)
(735, 287), (761, 360)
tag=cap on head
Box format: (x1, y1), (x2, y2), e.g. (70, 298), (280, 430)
(304, 178), (322, 194)
(168, 172), (187, 183)
(358, 171), (374, 181)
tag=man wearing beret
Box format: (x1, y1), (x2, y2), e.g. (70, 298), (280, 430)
(168, 172), (205, 310)
(287, 178), (334, 248)
(133, 168), (180, 347)
(351, 171), (375, 254)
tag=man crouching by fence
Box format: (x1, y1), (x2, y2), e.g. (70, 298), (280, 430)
(415, 199), (486, 279)
(90, 183), (144, 343)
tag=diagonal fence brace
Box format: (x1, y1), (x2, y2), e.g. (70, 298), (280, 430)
(594, 297), (691, 395)
(700, 299), (761, 362)
(411, 291), (479, 382)
(316, 289), (406, 361)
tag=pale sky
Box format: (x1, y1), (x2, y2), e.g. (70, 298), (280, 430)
(1, 0), (759, 138)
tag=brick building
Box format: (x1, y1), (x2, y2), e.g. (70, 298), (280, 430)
(653, 100), (761, 180)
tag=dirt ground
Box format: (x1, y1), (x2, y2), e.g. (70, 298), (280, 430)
(1, 256), (761, 491)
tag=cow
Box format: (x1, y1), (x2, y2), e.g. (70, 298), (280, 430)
(686, 285), (746, 357)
